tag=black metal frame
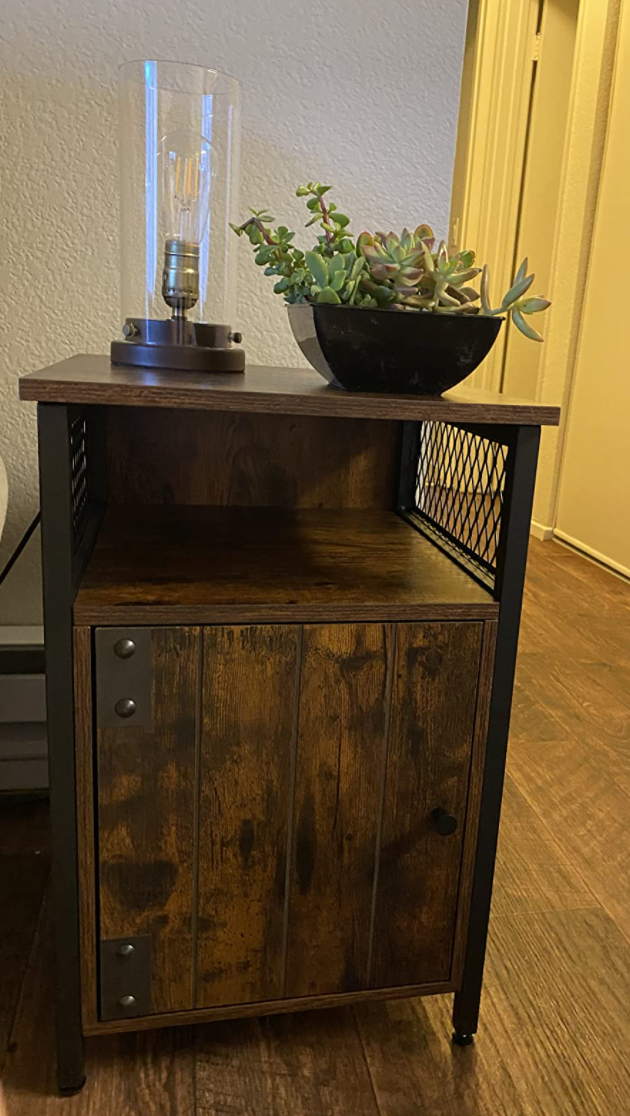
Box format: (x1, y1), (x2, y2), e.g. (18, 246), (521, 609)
(398, 420), (511, 595)
(39, 402), (540, 1089)
(38, 403), (105, 1093)
(398, 419), (540, 1040)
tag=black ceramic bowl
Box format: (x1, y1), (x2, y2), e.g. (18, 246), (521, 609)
(288, 302), (503, 394)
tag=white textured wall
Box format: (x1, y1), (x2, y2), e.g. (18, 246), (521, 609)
(0, 0), (468, 623)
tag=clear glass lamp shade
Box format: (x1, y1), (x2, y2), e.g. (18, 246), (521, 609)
(118, 61), (240, 326)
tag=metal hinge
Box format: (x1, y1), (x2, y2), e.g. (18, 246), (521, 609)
(95, 627), (153, 729)
(100, 935), (152, 1020)
(532, 31), (542, 62)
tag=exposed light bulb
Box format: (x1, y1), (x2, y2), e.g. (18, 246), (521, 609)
(159, 130), (212, 317)
(161, 129), (212, 243)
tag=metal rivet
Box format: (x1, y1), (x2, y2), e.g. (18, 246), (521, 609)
(118, 995), (136, 1008)
(122, 321), (138, 338)
(114, 638), (136, 659)
(117, 943), (136, 958)
(229, 331), (243, 344)
(114, 697), (136, 719)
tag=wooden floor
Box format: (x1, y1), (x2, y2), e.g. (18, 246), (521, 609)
(2, 537), (630, 1114)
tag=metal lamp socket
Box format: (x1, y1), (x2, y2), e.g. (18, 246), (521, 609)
(161, 238), (200, 316)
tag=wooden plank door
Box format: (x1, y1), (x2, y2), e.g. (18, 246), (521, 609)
(285, 623), (392, 997)
(95, 626), (200, 1017)
(371, 621), (484, 987)
(196, 625), (299, 1008)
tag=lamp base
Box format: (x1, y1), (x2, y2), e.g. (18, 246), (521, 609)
(111, 318), (245, 372)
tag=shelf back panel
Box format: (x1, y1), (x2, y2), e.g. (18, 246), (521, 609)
(106, 407), (402, 509)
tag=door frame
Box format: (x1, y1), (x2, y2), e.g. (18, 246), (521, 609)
(449, 0), (541, 393)
(451, 0), (622, 540)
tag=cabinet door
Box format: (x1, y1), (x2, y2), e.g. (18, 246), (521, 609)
(371, 621), (483, 987)
(93, 619), (486, 1021)
(196, 625), (299, 1008)
(96, 626), (200, 1017)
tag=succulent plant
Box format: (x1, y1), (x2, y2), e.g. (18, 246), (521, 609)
(480, 258), (551, 341)
(357, 229), (482, 312)
(232, 182), (551, 339)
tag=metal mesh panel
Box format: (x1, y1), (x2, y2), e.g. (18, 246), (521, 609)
(70, 413), (88, 547)
(413, 422), (508, 581)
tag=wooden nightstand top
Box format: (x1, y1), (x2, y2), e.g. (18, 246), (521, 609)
(20, 355), (561, 425)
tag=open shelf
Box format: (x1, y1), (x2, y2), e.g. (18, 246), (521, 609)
(73, 506), (498, 625)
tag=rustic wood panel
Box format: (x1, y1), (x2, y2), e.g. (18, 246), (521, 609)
(73, 626), (99, 1028)
(196, 625), (298, 1008)
(82, 979), (454, 1035)
(19, 356), (561, 424)
(106, 408), (401, 509)
(97, 626), (200, 1014)
(73, 507), (498, 626)
(371, 621), (483, 988)
(450, 618), (496, 982)
(285, 624), (391, 997)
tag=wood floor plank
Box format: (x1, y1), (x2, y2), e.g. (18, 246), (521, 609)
(514, 656), (630, 796)
(0, 799), (49, 856)
(509, 734), (630, 945)
(527, 538), (630, 606)
(2, 893), (196, 1114)
(356, 907), (630, 1116)
(0, 855), (49, 1067)
(492, 776), (595, 917)
(195, 1010), (380, 1116)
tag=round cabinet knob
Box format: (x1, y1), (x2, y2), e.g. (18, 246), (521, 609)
(118, 995), (136, 1009)
(432, 807), (458, 837)
(114, 638), (136, 659)
(114, 697), (136, 719)
(117, 943), (136, 958)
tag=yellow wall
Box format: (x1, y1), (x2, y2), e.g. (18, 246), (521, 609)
(530, 0), (621, 536)
(501, 0), (579, 402)
(554, 0), (630, 574)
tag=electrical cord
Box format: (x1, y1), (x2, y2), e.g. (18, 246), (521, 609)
(0, 513), (41, 588)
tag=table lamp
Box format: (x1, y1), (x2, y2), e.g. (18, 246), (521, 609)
(111, 60), (244, 372)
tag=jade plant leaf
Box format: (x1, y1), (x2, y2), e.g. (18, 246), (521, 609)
(317, 286), (341, 304)
(305, 251), (328, 288)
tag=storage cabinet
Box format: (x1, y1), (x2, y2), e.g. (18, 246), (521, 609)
(19, 356), (559, 1091)
(93, 620), (488, 1018)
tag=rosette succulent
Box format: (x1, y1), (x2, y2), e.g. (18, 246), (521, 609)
(231, 181), (551, 340)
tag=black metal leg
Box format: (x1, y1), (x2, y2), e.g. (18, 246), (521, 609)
(452, 1031), (475, 1047)
(38, 405), (86, 1093)
(452, 425), (540, 1041)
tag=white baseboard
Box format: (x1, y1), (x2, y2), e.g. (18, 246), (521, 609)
(530, 519), (555, 542)
(0, 627), (47, 792)
(0, 625), (44, 645)
(553, 530), (630, 580)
